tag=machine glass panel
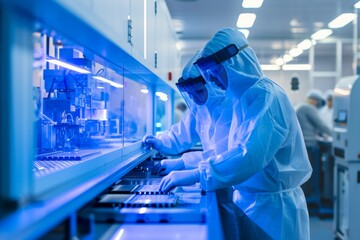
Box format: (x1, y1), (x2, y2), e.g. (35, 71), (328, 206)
(32, 31), (149, 178)
(123, 75), (148, 145)
(155, 95), (166, 133)
(154, 87), (172, 134)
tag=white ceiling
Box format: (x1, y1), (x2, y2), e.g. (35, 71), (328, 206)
(165, 0), (359, 67)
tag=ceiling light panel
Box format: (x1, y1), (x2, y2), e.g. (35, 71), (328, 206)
(242, 0), (263, 8)
(354, 1), (360, 8)
(282, 64), (312, 71)
(283, 54), (293, 63)
(289, 48), (303, 57)
(311, 29), (333, 40)
(328, 13), (356, 29)
(237, 13), (256, 28)
(297, 39), (312, 50)
(275, 58), (284, 66)
(261, 64), (281, 71)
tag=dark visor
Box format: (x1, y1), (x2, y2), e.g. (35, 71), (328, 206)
(176, 76), (208, 105)
(194, 44), (248, 71)
(176, 75), (206, 92)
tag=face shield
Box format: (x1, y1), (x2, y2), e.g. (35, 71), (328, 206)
(194, 44), (248, 90)
(176, 74), (226, 112)
(176, 76), (208, 107)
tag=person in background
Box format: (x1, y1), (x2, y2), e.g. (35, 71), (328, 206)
(319, 89), (334, 130)
(295, 89), (332, 204)
(158, 28), (312, 239)
(143, 51), (240, 240)
(296, 89), (331, 144)
(173, 100), (188, 123)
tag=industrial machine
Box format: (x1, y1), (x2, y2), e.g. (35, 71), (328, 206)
(31, 32), (154, 198)
(333, 75), (360, 240)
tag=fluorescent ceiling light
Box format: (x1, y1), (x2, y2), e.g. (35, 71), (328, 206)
(282, 64), (312, 71)
(242, 0), (263, 8)
(237, 13), (256, 28)
(46, 58), (90, 74)
(328, 13), (356, 29)
(297, 39), (312, 50)
(311, 29), (333, 40)
(140, 88), (149, 94)
(156, 91), (168, 101)
(238, 29), (250, 38)
(283, 54), (293, 63)
(93, 76), (123, 88)
(275, 58), (284, 66)
(140, 85), (149, 94)
(261, 64), (281, 71)
(289, 48), (303, 57)
(355, 1), (360, 8)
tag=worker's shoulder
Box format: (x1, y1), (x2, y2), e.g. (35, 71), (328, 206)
(295, 103), (313, 114)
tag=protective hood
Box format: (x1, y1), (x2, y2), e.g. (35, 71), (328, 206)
(202, 28), (264, 99)
(180, 50), (226, 122)
(307, 89), (325, 108)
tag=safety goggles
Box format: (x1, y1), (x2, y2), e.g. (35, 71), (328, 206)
(176, 76), (208, 106)
(194, 44), (248, 90)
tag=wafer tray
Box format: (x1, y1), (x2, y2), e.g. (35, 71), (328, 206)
(96, 193), (178, 208)
(86, 184), (206, 223)
(111, 184), (174, 195)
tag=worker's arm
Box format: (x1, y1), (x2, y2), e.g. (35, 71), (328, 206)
(156, 111), (200, 154)
(200, 89), (289, 190)
(308, 106), (332, 136)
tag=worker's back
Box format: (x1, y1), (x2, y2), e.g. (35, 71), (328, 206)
(296, 102), (331, 147)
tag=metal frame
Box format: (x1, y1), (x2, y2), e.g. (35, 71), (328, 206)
(308, 39), (346, 89)
(0, 5), (35, 207)
(0, 142), (154, 239)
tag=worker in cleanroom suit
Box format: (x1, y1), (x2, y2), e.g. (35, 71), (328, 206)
(158, 28), (312, 240)
(143, 51), (240, 240)
(143, 50), (232, 174)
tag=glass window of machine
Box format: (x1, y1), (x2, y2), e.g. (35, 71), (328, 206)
(33, 31), (149, 174)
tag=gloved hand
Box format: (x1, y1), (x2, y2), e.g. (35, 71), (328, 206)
(142, 134), (163, 150)
(152, 158), (185, 176)
(158, 169), (200, 192)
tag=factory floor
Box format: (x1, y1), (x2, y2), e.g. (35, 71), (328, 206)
(310, 216), (333, 239)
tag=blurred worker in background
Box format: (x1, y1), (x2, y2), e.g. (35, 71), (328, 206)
(319, 89), (334, 130)
(158, 28), (312, 239)
(143, 51), (240, 240)
(296, 89), (331, 144)
(173, 100), (188, 123)
(295, 89), (332, 205)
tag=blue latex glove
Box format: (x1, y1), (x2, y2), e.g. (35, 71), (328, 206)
(142, 134), (163, 150)
(152, 158), (185, 176)
(159, 169), (200, 192)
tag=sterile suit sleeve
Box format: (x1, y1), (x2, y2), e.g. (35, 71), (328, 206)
(200, 88), (289, 190)
(308, 105), (332, 136)
(157, 111), (200, 155)
(182, 151), (203, 169)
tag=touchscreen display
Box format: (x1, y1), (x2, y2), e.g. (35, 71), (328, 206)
(336, 110), (347, 123)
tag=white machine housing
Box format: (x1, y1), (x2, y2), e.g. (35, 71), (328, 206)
(333, 75), (360, 240)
